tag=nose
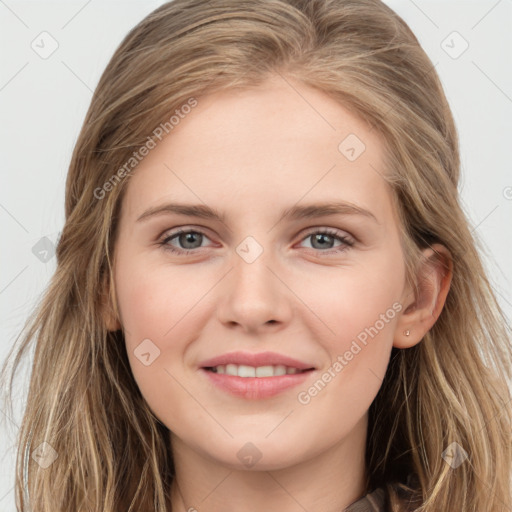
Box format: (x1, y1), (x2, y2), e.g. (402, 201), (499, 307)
(216, 242), (293, 334)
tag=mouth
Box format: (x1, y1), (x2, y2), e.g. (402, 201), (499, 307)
(200, 362), (316, 399)
(198, 351), (316, 399)
(203, 364), (314, 377)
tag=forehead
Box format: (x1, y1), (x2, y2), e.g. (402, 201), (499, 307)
(121, 75), (395, 227)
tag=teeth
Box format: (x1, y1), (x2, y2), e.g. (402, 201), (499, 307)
(210, 364), (306, 377)
(237, 364), (255, 378)
(256, 365), (274, 377)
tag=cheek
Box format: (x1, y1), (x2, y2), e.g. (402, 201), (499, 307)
(114, 256), (222, 394)
(295, 274), (400, 424)
(115, 257), (209, 344)
(299, 253), (404, 399)
(301, 257), (403, 343)
(114, 263), (209, 427)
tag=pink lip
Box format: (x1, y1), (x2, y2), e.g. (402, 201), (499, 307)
(201, 368), (314, 399)
(199, 351), (315, 370)
(199, 351), (316, 400)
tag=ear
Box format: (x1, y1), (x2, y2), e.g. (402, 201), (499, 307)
(99, 272), (122, 332)
(394, 243), (453, 349)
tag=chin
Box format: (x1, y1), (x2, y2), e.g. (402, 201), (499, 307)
(200, 438), (312, 472)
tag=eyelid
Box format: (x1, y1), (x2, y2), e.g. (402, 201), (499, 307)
(158, 226), (353, 244)
(158, 226), (216, 251)
(300, 226), (354, 242)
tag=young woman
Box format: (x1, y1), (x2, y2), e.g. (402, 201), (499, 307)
(2, 0), (511, 511)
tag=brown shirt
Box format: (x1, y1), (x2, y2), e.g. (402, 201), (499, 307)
(344, 487), (386, 512)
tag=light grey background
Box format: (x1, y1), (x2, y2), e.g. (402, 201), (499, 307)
(1, 1), (511, 509)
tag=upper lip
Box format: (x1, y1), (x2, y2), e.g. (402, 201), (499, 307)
(199, 351), (315, 370)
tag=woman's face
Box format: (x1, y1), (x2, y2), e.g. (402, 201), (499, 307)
(112, 74), (411, 470)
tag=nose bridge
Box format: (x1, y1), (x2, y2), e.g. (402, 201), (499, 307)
(233, 233), (279, 304)
(217, 233), (291, 331)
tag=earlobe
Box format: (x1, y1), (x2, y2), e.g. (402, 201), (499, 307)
(394, 243), (453, 349)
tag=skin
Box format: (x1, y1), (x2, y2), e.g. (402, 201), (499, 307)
(104, 73), (452, 512)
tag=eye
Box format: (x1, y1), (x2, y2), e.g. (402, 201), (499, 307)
(158, 227), (355, 256)
(298, 228), (354, 255)
(158, 229), (212, 255)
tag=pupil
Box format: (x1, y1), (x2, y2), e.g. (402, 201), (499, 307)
(181, 232), (201, 249)
(313, 233), (332, 249)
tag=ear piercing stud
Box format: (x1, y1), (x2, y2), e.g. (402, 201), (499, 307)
(404, 329), (410, 336)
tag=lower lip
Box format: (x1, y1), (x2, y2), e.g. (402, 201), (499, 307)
(200, 368), (314, 399)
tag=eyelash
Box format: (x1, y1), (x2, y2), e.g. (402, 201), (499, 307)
(157, 227), (355, 256)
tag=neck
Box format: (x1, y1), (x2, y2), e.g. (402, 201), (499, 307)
(168, 414), (369, 512)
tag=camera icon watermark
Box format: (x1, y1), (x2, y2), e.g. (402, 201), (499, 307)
(441, 441), (468, 469)
(441, 31), (469, 60)
(31, 31), (59, 59)
(31, 441), (58, 468)
(236, 442), (262, 468)
(338, 133), (366, 162)
(134, 338), (161, 366)
(236, 236), (263, 264)
(32, 236), (56, 263)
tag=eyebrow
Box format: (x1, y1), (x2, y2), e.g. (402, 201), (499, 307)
(136, 201), (378, 224)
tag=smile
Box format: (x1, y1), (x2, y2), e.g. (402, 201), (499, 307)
(206, 364), (310, 377)
(201, 366), (315, 399)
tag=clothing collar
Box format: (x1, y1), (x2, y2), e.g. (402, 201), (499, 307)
(344, 487), (385, 512)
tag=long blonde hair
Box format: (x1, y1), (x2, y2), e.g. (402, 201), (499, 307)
(2, 0), (511, 510)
